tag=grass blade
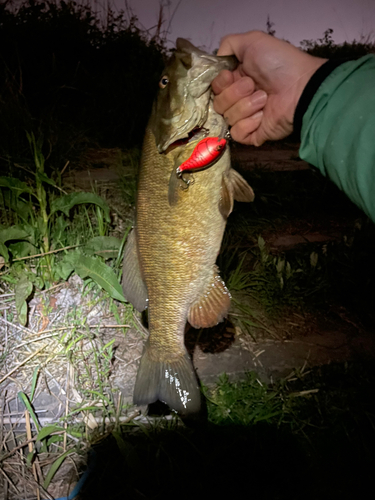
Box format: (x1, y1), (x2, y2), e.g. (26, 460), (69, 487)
(30, 366), (40, 402)
(18, 391), (41, 432)
(42, 448), (75, 489)
(36, 425), (64, 442)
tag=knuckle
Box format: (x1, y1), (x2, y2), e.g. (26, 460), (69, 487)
(213, 95), (225, 115)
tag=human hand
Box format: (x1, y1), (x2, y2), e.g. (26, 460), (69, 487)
(212, 31), (327, 146)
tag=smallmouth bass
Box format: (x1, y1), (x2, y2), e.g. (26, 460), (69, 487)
(122, 38), (254, 415)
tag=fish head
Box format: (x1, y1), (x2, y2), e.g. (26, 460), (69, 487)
(151, 38), (238, 153)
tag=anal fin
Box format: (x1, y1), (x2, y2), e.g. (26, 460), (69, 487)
(122, 228), (148, 312)
(188, 266), (231, 329)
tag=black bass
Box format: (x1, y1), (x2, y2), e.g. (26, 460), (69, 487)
(122, 38), (254, 415)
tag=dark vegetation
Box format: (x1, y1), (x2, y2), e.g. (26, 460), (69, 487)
(0, 0), (166, 172)
(301, 28), (375, 59)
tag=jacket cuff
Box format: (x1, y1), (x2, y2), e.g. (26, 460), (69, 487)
(293, 59), (352, 140)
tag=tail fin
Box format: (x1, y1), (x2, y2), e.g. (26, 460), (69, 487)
(133, 342), (201, 416)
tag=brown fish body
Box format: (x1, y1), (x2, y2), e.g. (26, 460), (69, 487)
(137, 126), (230, 360)
(122, 39), (254, 414)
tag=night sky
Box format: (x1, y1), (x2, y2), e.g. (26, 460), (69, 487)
(112, 0), (375, 50)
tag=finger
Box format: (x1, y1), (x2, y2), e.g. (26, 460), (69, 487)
(217, 31), (263, 59)
(230, 111), (265, 145)
(217, 33), (246, 57)
(212, 68), (246, 97)
(224, 90), (267, 126)
(213, 76), (255, 115)
(211, 70), (234, 95)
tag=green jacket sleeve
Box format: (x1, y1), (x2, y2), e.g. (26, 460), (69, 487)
(299, 55), (375, 221)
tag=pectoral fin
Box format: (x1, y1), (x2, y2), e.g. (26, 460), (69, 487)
(188, 266), (231, 329)
(219, 169), (254, 218)
(228, 169), (255, 202)
(219, 172), (234, 219)
(122, 228), (148, 312)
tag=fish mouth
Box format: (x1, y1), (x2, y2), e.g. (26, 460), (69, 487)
(164, 126), (209, 155)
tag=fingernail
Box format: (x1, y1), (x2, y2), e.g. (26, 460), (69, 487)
(251, 110), (263, 121)
(252, 91), (267, 106)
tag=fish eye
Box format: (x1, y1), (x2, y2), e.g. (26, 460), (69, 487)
(159, 76), (169, 89)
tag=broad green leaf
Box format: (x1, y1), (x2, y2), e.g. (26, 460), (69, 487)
(51, 215), (69, 242)
(55, 264), (74, 281)
(36, 171), (57, 188)
(75, 255), (125, 302)
(0, 226), (31, 244)
(15, 275), (33, 326)
(0, 242), (9, 261)
(8, 241), (36, 258)
(0, 176), (33, 195)
(18, 297), (28, 325)
(36, 425), (64, 442)
(83, 236), (121, 258)
(43, 449), (75, 489)
(8, 197), (34, 222)
(54, 252), (79, 280)
(17, 223), (37, 242)
(50, 192), (110, 222)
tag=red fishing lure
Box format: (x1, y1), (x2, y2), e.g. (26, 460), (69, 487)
(176, 137), (227, 177)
